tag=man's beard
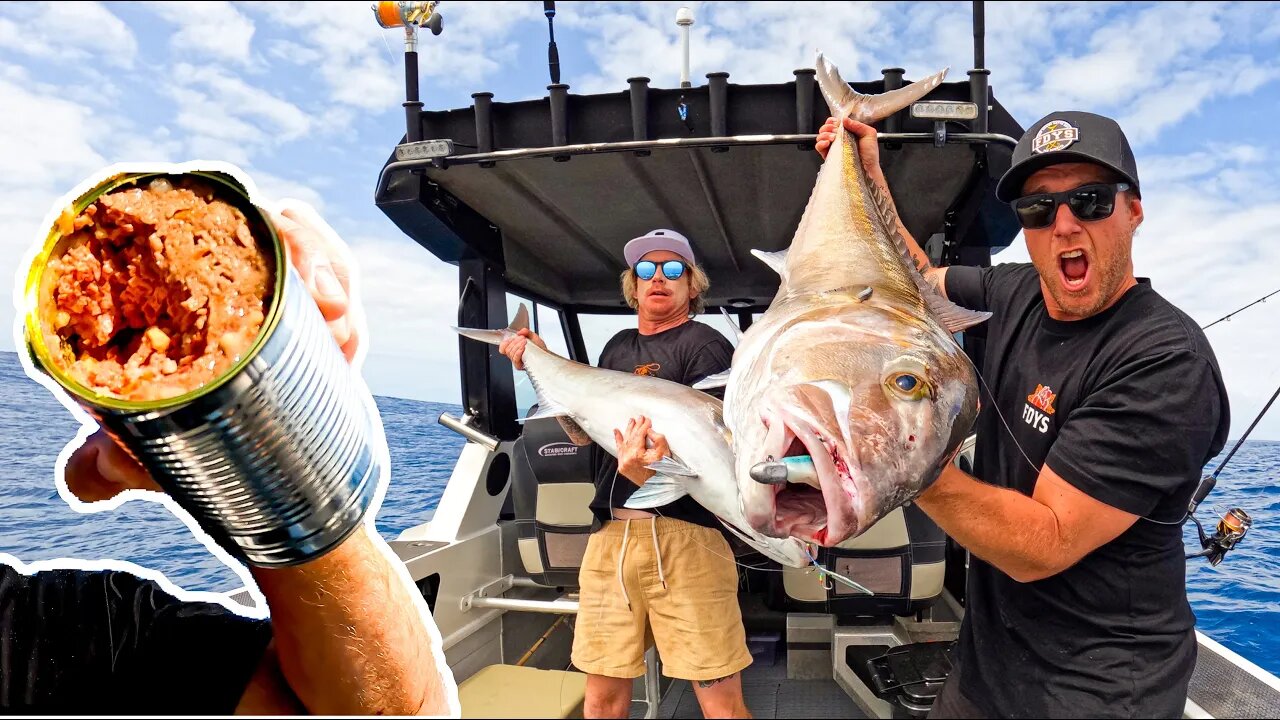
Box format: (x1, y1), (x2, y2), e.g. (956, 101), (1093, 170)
(1040, 250), (1130, 320)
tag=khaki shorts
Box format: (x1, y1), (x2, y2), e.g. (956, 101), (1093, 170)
(571, 516), (753, 682)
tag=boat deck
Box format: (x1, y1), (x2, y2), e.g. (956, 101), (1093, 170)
(1189, 635), (1280, 719)
(631, 650), (868, 719)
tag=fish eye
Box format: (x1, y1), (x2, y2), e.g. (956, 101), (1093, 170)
(885, 372), (930, 401)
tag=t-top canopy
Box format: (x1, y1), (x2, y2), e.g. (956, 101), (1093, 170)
(376, 71), (1025, 312)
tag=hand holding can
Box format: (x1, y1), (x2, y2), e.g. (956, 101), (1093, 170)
(23, 168), (383, 567)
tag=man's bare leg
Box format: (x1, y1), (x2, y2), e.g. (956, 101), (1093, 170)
(585, 674), (634, 719)
(691, 672), (751, 719)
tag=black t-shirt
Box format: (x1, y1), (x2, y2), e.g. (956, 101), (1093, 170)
(0, 563), (272, 713)
(944, 263), (1230, 719)
(589, 320), (734, 530)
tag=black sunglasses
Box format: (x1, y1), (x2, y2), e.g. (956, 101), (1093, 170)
(1011, 182), (1131, 230)
(634, 259), (687, 281)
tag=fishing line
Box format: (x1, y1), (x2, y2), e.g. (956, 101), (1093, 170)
(972, 367), (1041, 477)
(608, 468), (785, 574)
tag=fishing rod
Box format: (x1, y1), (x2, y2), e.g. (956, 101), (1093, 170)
(1179, 287), (1280, 564)
(1181, 383), (1278, 565)
(1202, 287), (1280, 330)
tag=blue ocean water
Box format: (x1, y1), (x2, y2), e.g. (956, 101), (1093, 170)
(0, 351), (1276, 676)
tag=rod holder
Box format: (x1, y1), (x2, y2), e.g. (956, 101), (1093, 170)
(439, 412), (499, 452)
(880, 68), (905, 132)
(548, 83), (570, 160)
(404, 50), (423, 142)
(968, 69), (990, 135)
(794, 68), (815, 149)
(472, 91), (494, 156)
(707, 72), (729, 152)
(628, 76), (650, 156)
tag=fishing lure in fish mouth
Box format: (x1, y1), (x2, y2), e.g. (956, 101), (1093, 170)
(750, 455), (819, 486)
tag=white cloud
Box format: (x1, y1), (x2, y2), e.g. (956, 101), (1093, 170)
(145, 1), (256, 66)
(267, 39), (324, 65)
(252, 171), (327, 214)
(563, 1), (893, 95)
(0, 2), (137, 67)
(340, 234), (462, 402)
(246, 1), (541, 112)
(161, 63), (314, 165)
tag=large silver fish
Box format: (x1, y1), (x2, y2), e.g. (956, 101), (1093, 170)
(453, 306), (818, 571)
(714, 53), (990, 548)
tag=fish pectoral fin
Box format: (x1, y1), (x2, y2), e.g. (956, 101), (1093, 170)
(518, 398), (571, 423)
(924, 294), (993, 333)
(693, 370), (732, 391)
(750, 247), (789, 277)
(622, 474), (689, 509)
(645, 456), (698, 479)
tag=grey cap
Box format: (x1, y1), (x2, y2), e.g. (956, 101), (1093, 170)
(996, 111), (1140, 202)
(623, 228), (696, 267)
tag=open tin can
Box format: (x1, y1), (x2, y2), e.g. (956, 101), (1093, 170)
(22, 170), (380, 568)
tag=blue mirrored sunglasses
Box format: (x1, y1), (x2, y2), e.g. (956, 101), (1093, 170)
(634, 259), (687, 281)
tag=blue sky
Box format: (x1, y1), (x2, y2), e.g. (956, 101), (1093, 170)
(4, 1), (1280, 437)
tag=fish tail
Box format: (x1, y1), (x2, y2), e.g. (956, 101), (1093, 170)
(815, 51), (948, 125)
(452, 303), (531, 345)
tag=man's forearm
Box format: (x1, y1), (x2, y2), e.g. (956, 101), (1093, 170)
(915, 464), (1068, 583)
(249, 526), (450, 715)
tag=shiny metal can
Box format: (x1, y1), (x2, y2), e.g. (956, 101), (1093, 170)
(22, 170), (379, 567)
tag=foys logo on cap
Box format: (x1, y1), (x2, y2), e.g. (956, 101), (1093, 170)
(1031, 120), (1080, 154)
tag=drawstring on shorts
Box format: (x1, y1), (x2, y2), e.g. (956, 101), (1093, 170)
(615, 518), (668, 609)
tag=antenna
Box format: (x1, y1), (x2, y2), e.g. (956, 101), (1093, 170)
(676, 7), (693, 88)
(544, 1), (560, 85)
(968, 0), (989, 134)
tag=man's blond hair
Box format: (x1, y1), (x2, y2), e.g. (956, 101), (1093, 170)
(619, 261), (710, 317)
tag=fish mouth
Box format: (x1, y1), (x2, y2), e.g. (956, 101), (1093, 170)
(1058, 248), (1090, 294)
(754, 406), (862, 547)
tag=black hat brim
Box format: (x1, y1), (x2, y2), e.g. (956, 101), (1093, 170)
(995, 151), (1141, 203)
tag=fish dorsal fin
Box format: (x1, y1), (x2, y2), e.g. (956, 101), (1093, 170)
(452, 303), (532, 346)
(622, 474), (689, 510)
(718, 307), (743, 343)
(863, 172), (992, 333)
(751, 247), (789, 277)
(815, 52), (947, 124)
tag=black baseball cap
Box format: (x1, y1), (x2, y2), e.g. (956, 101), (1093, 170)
(995, 111), (1140, 202)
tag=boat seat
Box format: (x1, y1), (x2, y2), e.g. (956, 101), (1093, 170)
(459, 664), (587, 718)
(781, 502), (947, 616)
(510, 408), (598, 588)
